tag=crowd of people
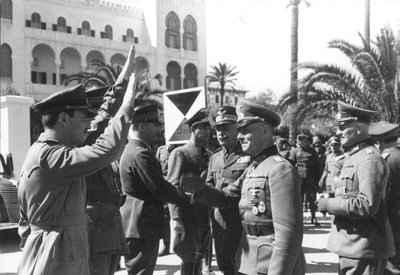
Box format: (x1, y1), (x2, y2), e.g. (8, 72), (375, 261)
(16, 44), (400, 275)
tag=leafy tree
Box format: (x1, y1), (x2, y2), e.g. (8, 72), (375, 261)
(208, 62), (238, 105)
(246, 89), (278, 111)
(279, 25), (400, 129)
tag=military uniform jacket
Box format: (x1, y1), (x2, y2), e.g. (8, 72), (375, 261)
(17, 116), (131, 275)
(320, 152), (345, 189)
(383, 145), (400, 261)
(119, 138), (181, 240)
(319, 142), (395, 258)
(206, 144), (250, 235)
(195, 146), (305, 275)
(293, 146), (319, 179)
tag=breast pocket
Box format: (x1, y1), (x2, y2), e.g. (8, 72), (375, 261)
(246, 177), (267, 205)
(339, 169), (355, 193)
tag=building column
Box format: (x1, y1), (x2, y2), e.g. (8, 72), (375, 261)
(0, 96), (34, 179)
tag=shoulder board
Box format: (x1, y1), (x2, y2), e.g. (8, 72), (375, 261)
(335, 154), (345, 161)
(214, 148), (222, 153)
(365, 148), (374, 154)
(237, 155), (251, 164)
(382, 152), (390, 160)
(273, 156), (286, 162)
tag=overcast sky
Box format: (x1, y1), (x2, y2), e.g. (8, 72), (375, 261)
(205, 0), (400, 98)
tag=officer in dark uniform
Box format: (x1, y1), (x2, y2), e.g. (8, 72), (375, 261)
(17, 44), (137, 275)
(167, 108), (211, 275)
(206, 106), (250, 275)
(119, 104), (185, 275)
(317, 101), (394, 275)
(293, 133), (321, 225)
(185, 100), (306, 275)
(369, 121), (400, 274)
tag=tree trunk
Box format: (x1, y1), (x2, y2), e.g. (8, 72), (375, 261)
(220, 84), (225, 105)
(364, 0), (370, 49)
(289, 0), (300, 145)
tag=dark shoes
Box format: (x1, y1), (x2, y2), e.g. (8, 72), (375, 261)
(311, 218), (321, 226)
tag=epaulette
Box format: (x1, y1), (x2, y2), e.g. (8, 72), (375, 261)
(213, 148), (222, 153)
(382, 152), (390, 160)
(273, 156), (285, 162)
(366, 148), (374, 154)
(237, 155), (251, 164)
(335, 154), (345, 161)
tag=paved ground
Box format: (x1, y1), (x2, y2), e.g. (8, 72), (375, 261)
(0, 212), (337, 275)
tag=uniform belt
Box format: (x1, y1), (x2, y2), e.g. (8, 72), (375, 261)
(87, 191), (122, 205)
(30, 214), (87, 232)
(242, 221), (274, 236)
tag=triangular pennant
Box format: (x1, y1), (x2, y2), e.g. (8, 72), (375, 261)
(169, 118), (191, 142)
(166, 90), (200, 115)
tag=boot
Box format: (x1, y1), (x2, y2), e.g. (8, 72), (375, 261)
(181, 262), (195, 275)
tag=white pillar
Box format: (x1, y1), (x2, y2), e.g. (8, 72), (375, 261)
(0, 96), (34, 179)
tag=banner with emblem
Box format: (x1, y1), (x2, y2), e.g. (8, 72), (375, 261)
(163, 87), (206, 144)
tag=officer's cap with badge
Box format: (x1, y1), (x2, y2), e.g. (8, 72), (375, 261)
(337, 101), (378, 126)
(297, 133), (311, 142)
(236, 100), (281, 129)
(368, 121), (399, 142)
(213, 105), (237, 127)
(33, 84), (97, 116)
(85, 86), (109, 109)
(133, 104), (161, 124)
(185, 108), (211, 128)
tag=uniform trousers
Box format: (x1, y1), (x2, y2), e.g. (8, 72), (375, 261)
(89, 252), (119, 275)
(213, 228), (241, 275)
(339, 256), (386, 275)
(125, 238), (159, 275)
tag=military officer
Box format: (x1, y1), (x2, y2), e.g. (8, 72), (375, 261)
(319, 136), (345, 194)
(293, 133), (321, 225)
(369, 121), (400, 274)
(206, 105), (250, 275)
(17, 45), (137, 275)
(119, 104), (184, 275)
(317, 101), (394, 275)
(167, 108), (212, 275)
(186, 100), (306, 275)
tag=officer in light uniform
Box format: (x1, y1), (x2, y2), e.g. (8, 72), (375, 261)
(206, 105), (250, 275)
(185, 100), (306, 275)
(369, 121), (400, 274)
(317, 101), (394, 275)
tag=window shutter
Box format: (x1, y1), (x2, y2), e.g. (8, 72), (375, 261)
(77, 28), (82, 35)
(31, 71), (37, 83)
(100, 32), (105, 38)
(165, 30), (169, 47)
(193, 37), (197, 51)
(183, 35), (186, 50)
(41, 22), (46, 30)
(25, 20), (31, 27)
(53, 73), (57, 85)
(91, 30), (95, 37)
(134, 37), (138, 44)
(177, 35), (181, 49)
(52, 24), (57, 31)
(67, 26), (71, 33)
(122, 35), (126, 42)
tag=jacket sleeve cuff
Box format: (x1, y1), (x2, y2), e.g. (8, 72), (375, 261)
(317, 198), (329, 212)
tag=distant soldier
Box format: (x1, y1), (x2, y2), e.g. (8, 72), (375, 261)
(369, 121), (400, 274)
(317, 101), (394, 275)
(184, 100), (306, 275)
(167, 108), (211, 275)
(206, 106), (250, 275)
(293, 133), (321, 225)
(312, 138), (326, 186)
(318, 136), (345, 194)
(119, 104), (184, 275)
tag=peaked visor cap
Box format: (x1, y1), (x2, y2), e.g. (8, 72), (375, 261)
(214, 105), (238, 126)
(133, 104), (161, 124)
(236, 100), (281, 128)
(337, 101), (378, 125)
(33, 84), (97, 115)
(185, 108), (210, 128)
(368, 121), (399, 140)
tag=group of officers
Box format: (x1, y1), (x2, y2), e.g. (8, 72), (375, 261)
(15, 44), (400, 275)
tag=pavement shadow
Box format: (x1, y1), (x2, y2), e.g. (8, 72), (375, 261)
(306, 260), (338, 273)
(154, 264), (181, 275)
(303, 246), (330, 254)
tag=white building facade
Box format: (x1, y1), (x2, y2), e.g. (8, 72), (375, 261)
(0, 0), (207, 100)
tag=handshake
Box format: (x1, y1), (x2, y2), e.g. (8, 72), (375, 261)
(179, 171), (207, 193)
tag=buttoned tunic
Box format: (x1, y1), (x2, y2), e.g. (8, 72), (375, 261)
(319, 142), (394, 259)
(195, 146), (305, 275)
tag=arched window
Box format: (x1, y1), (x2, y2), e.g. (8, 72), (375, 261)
(126, 28), (134, 42)
(183, 63), (198, 88)
(183, 15), (197, 51)
(0, 44), (12, 78)
(165, 12), (180, 49)
(82, 21), (90, 36)
(104, 25), (113, 40)
(31, 13), (41, 29)
(166, 61), (181, 90)
(57, 17), (67, 32)
(0, 0), (12, 20)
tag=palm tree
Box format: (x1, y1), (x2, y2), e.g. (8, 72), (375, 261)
(364, 0), (371, 49)
(279, 25), (400, 127)
(207, 62), (238, 105)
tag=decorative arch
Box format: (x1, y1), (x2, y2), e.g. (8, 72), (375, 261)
(183, 15), (197, 51)
(183, 63), (198, 88)
(165, 12), (180, 49)
(104, 25), (113, 40)
(0, 44), (12, 78)
(126, 28), (134, 42)
(0, 0), (12, 20)
(60, 47), (81, 85)
(86, 50), (105, 71)
(31, 43), (56, 85)
(166, 61), (181, 90)
(110, 53), (126, 67)
(31, 12), (41, 29)
(82, 21), (91, 36)
(57, 17), (67, 32)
